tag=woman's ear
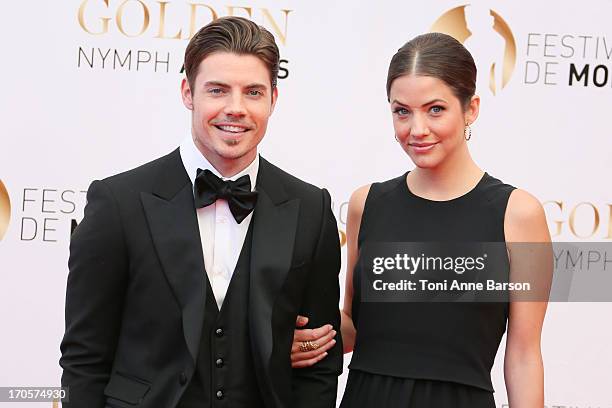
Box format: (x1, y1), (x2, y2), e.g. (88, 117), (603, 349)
(465, 94), (480, 125)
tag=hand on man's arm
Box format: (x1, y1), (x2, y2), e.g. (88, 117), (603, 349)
(291, 189), (343, 408)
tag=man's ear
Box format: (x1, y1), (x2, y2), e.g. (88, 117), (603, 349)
(270, 86), (279, 115)
(181, 78), (193, 110)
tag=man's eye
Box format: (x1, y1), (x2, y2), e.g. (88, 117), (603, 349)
(248, 90), (263, 96)
(208, 88), (224, 94)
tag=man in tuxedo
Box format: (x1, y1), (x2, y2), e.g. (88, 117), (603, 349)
(60, 16), (342, 408)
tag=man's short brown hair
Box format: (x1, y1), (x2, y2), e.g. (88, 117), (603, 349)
(184, 16), (280, 91)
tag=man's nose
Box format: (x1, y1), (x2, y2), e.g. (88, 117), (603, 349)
(224, 93), (246, 116)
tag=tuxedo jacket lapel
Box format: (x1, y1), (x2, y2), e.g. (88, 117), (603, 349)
(249, 157), (300, 403)
(140, 152), (300, 387)
(140, 149), (206, 364)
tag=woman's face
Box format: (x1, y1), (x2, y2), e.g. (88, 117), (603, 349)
(389, 74), (479, 169)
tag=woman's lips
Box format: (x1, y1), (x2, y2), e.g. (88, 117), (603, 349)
(408, 142), (438, 153)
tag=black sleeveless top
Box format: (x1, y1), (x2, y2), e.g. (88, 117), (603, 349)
(349, 172), (515, 392)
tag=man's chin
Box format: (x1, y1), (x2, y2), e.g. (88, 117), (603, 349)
(218, 141), (246, 154)
(216, 146), (255, 161)
(224, 139), (240, 146)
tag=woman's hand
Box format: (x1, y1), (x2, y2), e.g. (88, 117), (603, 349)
(291, 315), (337, 368)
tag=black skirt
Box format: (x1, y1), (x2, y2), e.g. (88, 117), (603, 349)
(340, 370), (496, 408)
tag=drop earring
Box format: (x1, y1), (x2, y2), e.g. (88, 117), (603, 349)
(464, 123), (472, 141)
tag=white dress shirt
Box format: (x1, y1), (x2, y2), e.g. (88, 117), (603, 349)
(179, 137), (259, 310)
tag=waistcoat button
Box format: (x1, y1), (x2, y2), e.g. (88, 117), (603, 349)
(179, 372), (187, 385)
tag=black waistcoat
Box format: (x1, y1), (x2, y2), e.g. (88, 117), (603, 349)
(177, 224), (265, 408)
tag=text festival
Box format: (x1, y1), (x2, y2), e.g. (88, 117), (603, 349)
(525, 33), (612, 88)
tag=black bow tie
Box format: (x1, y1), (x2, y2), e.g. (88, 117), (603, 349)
(194, 168), (258, 224)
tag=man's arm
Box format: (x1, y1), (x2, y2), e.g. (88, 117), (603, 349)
(291, 185), (370, 365)
(60, 180), (128, 408)
(291, 188), (342, 408)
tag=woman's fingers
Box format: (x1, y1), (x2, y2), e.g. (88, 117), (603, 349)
(291, 331), (336, 367)
(291, 318), (338, 368)
(295, 315), (309, 327)
(291, 325), (334, 353)
(291, 350), (330, 368)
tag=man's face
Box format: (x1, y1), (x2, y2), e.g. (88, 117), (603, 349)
(181, 52), (277, 174)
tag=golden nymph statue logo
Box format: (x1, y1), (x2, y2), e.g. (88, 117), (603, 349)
(431, 5), (516, 96)
(0, 180), (10, 241)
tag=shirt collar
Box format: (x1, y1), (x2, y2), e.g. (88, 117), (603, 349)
(179, 136), (259, 192)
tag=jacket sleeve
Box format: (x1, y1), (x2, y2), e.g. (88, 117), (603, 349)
(60, 180), (128, 408)
(291, 188), (343, 408)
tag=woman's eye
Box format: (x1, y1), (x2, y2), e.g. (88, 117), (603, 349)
(430, 105), (445, 114)
(394, 107), (409, 116)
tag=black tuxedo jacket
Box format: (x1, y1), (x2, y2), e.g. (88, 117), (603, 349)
(60, 149), (342, 408)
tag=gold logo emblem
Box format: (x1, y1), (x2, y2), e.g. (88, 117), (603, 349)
(0, 180), (10, 241)
(431, 5), (516, 95)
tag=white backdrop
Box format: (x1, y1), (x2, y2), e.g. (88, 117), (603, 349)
(1, 0), (611, 407)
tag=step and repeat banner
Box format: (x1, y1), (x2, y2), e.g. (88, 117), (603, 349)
(0, 0), (611, 406)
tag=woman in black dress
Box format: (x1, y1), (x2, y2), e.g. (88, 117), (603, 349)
(291, 33), (551, 407)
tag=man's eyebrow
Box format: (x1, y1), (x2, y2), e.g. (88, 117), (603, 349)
(203, 81), (230, 88)
(245, 83), (268, 90)
(202, 81), (268, 90)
